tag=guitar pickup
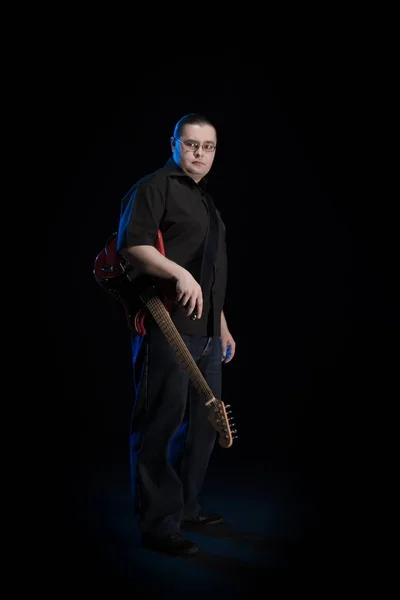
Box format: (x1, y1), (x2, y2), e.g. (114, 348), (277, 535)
(101, 265), (116, 272)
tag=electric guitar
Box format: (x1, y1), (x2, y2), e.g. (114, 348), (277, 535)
(93, 232), (237, 448)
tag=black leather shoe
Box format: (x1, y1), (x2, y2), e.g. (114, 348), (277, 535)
(182, 511), (223, 525)
(141, 532), (199, 555)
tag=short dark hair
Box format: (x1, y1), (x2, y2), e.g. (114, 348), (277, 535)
(173, 113), (216, 139)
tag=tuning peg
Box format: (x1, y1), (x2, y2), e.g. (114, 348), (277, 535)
(231, 429), (238, 434)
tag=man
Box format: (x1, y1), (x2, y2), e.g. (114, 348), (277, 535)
(117, 113), (236, 555)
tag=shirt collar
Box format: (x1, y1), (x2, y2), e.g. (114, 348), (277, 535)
(162, 157), (208, 190)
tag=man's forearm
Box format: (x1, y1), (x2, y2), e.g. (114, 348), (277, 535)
(121, 245), (182, 280)
(221, 310), (228, 332)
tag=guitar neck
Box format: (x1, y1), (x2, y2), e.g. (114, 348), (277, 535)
(142, 294), (215, 404)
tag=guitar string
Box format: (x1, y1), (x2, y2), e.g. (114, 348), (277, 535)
(146, 297), (215, 402)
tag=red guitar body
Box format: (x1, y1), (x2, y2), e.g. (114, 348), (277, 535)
(93, 230), (171, 335)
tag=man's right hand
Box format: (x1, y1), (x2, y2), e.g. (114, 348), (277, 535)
(175, 268), (203, 319)
(121, 246), (203, 319)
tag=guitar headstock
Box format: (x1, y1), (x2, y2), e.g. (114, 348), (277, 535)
(207, 399), (238, 448)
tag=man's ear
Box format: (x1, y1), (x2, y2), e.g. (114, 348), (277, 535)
(170, 136), (175, 151)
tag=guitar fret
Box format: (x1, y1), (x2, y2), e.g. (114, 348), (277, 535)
(146, 298), (214, 402)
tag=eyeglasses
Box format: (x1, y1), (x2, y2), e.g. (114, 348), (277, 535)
(176, 139), (216, 153)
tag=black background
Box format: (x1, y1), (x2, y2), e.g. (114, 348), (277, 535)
(27, 40), (396, 590)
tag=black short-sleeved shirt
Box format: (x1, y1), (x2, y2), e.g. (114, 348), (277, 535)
(117, 157), (227, 336)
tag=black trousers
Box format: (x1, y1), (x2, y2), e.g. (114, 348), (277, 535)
(129, 320), (222, 537)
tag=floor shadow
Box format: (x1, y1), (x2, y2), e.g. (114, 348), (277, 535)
(181, 521), (295, 553)
(170, 548), (288, 592)
(70, 526), (295, 596)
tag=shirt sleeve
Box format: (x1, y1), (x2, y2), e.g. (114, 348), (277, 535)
(117, 181), (166, 251)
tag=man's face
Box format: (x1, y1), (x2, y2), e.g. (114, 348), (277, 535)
(171, 124), (217, 182)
